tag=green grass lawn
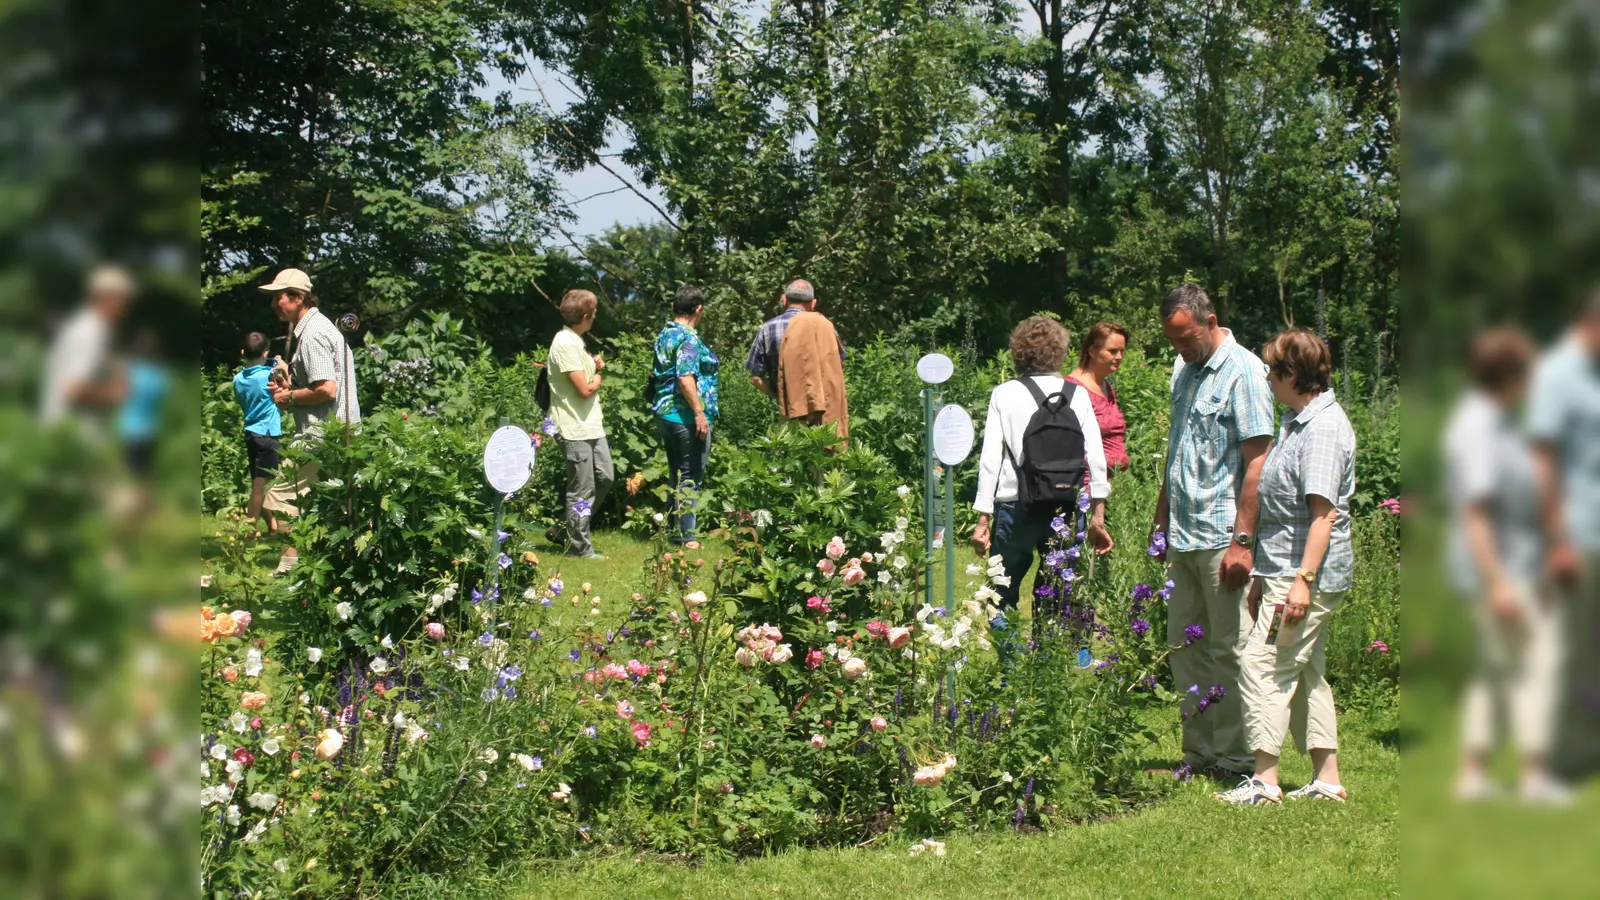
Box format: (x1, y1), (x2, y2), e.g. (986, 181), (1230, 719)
(440, 707), (1397, 900)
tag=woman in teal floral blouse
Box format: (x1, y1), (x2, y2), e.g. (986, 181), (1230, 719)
(650, 285), (720, 548)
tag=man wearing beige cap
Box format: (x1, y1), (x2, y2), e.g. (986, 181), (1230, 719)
(259, 268), (361, 574)
(40, 264), (135, 426)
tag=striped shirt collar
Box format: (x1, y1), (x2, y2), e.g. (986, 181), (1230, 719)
(1200, 329), (1239, 372)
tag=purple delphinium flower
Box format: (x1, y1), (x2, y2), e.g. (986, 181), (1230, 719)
(477, 632), (494, 647)
(542, 417), (558, 436)
(529, 629), (542, 640)
(1014, 802), (1025, 828)
(1184, 623), (1205, 645)
(1130, 618), (1151, 637)
(1044, 549), (1067, 570)
(568, 648), (582, 663)
(550, 579), (564, 596)
(1034, 584), (1058, 601)
(1206, 684), (1227, 703)
(1131, 583), (1156, 603)
(1174, 764), (1193, 783)
(1147, 530), (1168, 557)
(1197, 697), (1210, 713)
(1050, 516), (1068, 535)
(572, 498), (593, 518)
(1139, 674), (1158, 692)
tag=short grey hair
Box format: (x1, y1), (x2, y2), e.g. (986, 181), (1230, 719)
(784, 280), (815, 305)
(1160, 283), (1215, 322)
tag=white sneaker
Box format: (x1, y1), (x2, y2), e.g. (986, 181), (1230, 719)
(1455, 772), (1499, 802)
(1286, 780), (1348, 802)
(1520, 777), (1576, 807)
(1213, 776), (1283, 806)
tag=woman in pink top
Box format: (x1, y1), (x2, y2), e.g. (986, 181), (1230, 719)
(1066, 322), (1132, 472)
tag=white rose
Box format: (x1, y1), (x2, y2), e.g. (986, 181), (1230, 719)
(767, 643), (794, 665)
(314, 729), (344, 760)
(335, 602), (353, 621)
(225, 804), (241, 826)
(405, 723), (428, 744)
(368, 657), (390, 675)
(450, 656), (470, 671)
(683, 591), (708, 609)
(841, 657), (867, 680)
(478, 748), (499, 765)
(248, 791), (278, 811)
(244, 647), (263, 678)
(733, 647), (757, 668)
(307, 647), (322, 664)
(897, 485), (911, 497)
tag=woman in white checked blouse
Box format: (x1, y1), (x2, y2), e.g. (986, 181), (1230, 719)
(1216, 329), (1356, 807)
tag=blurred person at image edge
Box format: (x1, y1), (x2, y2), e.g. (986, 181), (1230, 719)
(1528, 290), (1600, 783)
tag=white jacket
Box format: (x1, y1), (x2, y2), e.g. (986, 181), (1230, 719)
(973, 375), (1110, 515)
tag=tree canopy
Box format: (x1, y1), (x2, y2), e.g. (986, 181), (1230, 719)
(203, 0), (1398, 372)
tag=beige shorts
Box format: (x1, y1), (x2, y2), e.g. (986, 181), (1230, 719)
(262, 458), (320, 517)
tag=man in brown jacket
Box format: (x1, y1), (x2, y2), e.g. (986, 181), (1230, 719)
(774, 282), (849, 439)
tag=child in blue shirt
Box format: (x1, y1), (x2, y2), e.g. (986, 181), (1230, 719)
(233, 332), (286, 532)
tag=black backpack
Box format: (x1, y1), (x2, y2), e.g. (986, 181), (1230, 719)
(1003, 377), (1088, 509)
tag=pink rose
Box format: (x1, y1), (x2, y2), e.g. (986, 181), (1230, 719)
(689, 610), (702, 623)
(810, 734), (826, 749)
(805, 649), (824, 669)
(841, 565), (866, 587)
(250, 716), (263, 729)
(825, 536), (847, 560)
(616, 700), (634, 719)
(631, 721), (652, 748)
(601, 663), (628, 681)
(841, 657), (867, 680)
(887, 626), (912, 649)
(860, 552), (873, 564)
(865, 620), (888, 638)
(870, 716), (887, 731)
(817, 559), (837, 578)
(626, 659), (651, 677)
(425, 622), (446, 640)
(233, 611), (253, 633)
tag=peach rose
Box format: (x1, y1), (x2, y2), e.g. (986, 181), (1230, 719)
(220, 665), (238, 682)
(201, 618), (217, 643)
(213, 612), (239, 638)
(240, 691), (269, 710)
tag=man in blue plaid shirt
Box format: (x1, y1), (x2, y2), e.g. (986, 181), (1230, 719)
(1151, 283), (1276, 779)
(745, 280), (847, 400)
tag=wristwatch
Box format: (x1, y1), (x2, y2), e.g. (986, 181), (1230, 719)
(1296, 567), (1318, 583)
(1232, 532), (1254, 548)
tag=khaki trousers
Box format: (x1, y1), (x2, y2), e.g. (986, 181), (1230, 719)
(1241, 576), (1341, 757)
(1168, 548), (1252, 772)
(1460, 579), (1562, 758)
(1553, 552), (1600, 779)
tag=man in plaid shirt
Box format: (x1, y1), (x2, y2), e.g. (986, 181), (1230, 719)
(1151, 283), (1275, 779)
(744, 280), (846, 400)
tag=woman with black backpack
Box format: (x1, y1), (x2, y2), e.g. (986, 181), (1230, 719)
(970, 316), (1113, 641)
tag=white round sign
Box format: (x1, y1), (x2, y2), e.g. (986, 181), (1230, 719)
(916, 352), (954, 385)
(483, 425), (535, 494)
(932, 403), (975, 466)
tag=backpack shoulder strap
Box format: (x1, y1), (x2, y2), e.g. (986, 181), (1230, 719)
(1017, 376), (1048, 407)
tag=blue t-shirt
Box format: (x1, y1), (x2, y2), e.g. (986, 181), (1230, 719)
(118, 359), (171, 442)
(233, 360), (283, 437)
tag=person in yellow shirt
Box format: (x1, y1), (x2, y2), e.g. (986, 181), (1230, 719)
(547, 289), (612, 559)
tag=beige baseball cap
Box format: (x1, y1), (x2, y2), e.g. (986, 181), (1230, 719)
(259, 268), (312, 293)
